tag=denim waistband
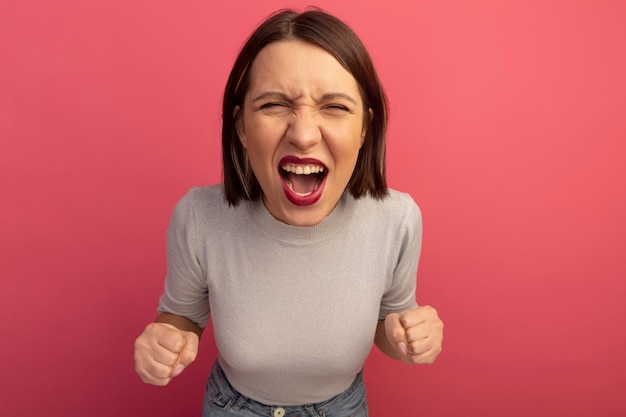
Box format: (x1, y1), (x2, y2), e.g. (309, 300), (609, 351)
(203, 361), (368, 417)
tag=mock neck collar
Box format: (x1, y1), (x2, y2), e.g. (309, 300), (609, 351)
(246, 191), (356, 244)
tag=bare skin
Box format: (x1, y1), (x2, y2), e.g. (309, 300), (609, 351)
(375, 305), (444, 364)
(134, 313), (202, 386)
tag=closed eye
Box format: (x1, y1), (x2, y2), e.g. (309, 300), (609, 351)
(322, 104), (353, 115)
(326, 104), (349, 110)
(260, 102), (288, 109)
(258, 102), (293, 116)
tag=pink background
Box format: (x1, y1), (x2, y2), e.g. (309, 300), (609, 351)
(2, 1), (625, 416)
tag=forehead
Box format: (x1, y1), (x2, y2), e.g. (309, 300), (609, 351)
(246, 39), (361, 100)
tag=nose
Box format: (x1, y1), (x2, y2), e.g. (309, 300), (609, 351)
(284, 111), (322, 150)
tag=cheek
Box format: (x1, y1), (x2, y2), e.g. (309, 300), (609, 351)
(332, 128), (365, 160)
(245, 116), (285, 144)
(243, 122), (281, 172)
(242, 119), (264, 151)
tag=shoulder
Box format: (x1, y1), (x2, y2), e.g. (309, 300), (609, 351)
(356, 189), (421, 224)
(385, 189), (421, 216)
(345, 189), (422, 242)
(171, 184), (238, 225)
(176, 185), (230, 213)
(181, 184), (226, 207)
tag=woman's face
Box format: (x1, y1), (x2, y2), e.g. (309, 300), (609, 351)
(237, 39), (368, 226)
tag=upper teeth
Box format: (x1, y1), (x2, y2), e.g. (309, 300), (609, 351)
(281, 164), (325, 175)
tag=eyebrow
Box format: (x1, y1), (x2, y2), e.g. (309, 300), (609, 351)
(251, 92), (358, 105)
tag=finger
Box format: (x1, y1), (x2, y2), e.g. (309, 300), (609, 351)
(399, 310), (426, 330)
(399, 305), (442, 330)
(135, 323), (188, 384)
(177, 332), (199, 367)
(154, 323), (188, 353)
(404, 323), (429, 344)
(134, 347), (175, 385)
(407, 340), (442, 365)
(406, 321), (444, 362)
(406, 335), (431, 356)
(401, 305), (443, 345)
(408, 349), (438, 365)
(152, 345), (181, 368)
(137, 361), (175, 385)
(396, 306), (444, 364)
(135, 324), (184, 367)
(172, 331), (200, 377)
(384, 313), (408, 356)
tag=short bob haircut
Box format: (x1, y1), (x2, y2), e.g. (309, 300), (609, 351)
(222, 8), (389, 206)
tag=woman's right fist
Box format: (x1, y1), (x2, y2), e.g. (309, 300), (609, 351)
(134, 322), (199, 386)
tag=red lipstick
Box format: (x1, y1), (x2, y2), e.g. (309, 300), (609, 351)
(278, 156), (328, 206)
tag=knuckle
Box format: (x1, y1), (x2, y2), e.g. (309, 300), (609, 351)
(391, 327), (405, 341)
(178, 352), (193, 365)
(133, 338), (143, 352)
(385, 313), (400, 326)
(145, 322), (162, 334)
(399, 314), (413, 328)
(422, 305), (438, 317)
(409, 340), (420, 351)
(438, 320), (444, 330)
(163, 353), (178, 367)
(134, 335), (149, 352)
(151, 364), (174, 380)
(170, 339), (185, 353)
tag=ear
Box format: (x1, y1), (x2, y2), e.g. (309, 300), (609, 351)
(361, 108), (373, 147)
(234, 105), (247, 148)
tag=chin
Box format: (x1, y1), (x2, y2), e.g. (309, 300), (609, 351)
(280, 206), (329, 227)
(284, 214), (326, 227)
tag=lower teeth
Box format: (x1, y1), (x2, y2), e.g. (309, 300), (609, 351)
(286, 180), (320, 197)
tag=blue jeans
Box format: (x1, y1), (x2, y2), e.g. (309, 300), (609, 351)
(202, 362), (369, 417)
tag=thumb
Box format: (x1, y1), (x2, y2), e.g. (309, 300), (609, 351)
(385, 313), (408, 356)
(172, 331), (199, 378)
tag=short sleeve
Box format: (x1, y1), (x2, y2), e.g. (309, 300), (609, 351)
(378, 197), (422, 319)
(157, 192), (210, 328)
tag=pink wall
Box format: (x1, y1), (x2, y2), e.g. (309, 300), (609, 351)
(2, 1), (625, 416)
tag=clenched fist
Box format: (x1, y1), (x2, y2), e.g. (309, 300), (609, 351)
(134, 322), (199, 385)
(379, 305), (443, 364)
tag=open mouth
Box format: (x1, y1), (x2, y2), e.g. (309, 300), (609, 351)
(280, 163), (326, 196)
(279, 157), (328, 205)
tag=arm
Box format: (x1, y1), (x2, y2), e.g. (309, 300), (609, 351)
(135, 192), (209, 385)
(375, 319), (403, 360)
(156, 312), (203, 339)
(374, 197), (443, 363)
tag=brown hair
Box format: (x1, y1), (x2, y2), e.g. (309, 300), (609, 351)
(222, 8), (389, 205)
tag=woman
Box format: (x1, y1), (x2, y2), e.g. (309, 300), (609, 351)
(134, 8), (443, 417)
